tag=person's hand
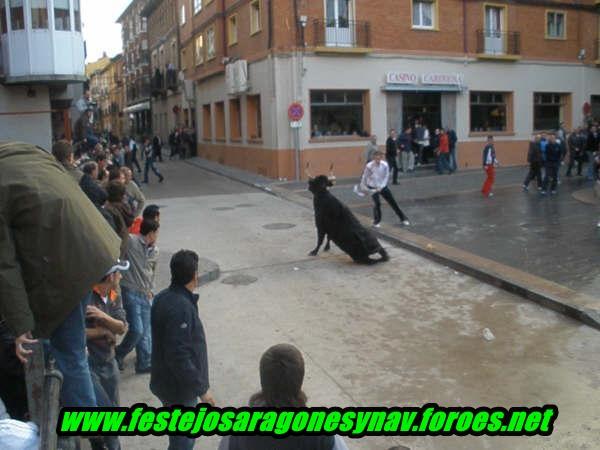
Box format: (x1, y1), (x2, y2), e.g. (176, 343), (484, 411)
(103, 329), (117, 345)
(200, 391), (216, 406)
(86, 305), (111, 323)
(15, 332), (38, 364)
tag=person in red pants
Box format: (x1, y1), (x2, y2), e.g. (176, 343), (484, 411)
(482, 136), (498, 197)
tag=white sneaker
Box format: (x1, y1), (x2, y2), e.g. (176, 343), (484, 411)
(402, 220), (410, 226)
(488, 193), (494, 198)
(372, 222), (381, 228)
(597, 221), (600, 228)
(353, 184), (365, 197)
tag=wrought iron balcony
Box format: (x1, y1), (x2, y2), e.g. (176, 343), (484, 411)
(310, 19), (370, 50)
(476, 30), (520, 58)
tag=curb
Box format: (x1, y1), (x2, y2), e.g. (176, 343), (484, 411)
(268, 185), (600, 331)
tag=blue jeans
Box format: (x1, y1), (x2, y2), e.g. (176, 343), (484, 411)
(144, 157), (162, 183)
(160, 397), (198, 450)
(436, 153), (450, 174)
(115, 287), (151, 371)
(48, 298), (97, 407)
(449, 147), (457, 172)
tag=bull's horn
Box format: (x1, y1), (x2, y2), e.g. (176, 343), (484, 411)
(305, 162), (314, 179)
(328, 163), (336, 183)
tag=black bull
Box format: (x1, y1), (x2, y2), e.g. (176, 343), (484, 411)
(308, 175), (389, 264)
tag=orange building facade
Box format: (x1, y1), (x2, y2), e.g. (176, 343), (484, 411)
(179, 0), (600, 180)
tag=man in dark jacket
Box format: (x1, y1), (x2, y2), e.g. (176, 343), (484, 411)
(586, 125), (599, 180)
(151, 250), (215, 450)
(543, 134), (562, 195)
(0, 141), (120, 408)
(566, 128), (585, 177)
(523, 135), (543, 191)
(385, 129), (399, 184)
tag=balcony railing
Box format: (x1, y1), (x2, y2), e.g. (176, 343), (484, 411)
(476, 30), (520, 57)
(151, 67), (178, 96)
(311, 19), (370, 49)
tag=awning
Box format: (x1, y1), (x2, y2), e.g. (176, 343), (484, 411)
(381, 85), (465, 93)
(123, 101), (151, 113)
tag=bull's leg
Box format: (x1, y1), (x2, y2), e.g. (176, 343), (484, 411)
(364, 248), (390, 265)
(309, 229), (326, 256)
(324, 237), (331, 252)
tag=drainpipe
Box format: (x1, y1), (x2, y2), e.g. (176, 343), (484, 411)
(222, 0), (228, 60)
(267, 0), (273, 50)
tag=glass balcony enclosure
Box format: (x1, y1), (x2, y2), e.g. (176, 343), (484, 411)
(0, 0), (85, 83)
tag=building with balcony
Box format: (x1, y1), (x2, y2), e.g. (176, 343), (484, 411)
(180, 0), (600, 180)
(141, 0), (183, 144)
(88, 53), (126, 137)
(117, 0), (151, 137)
(0, 0), (86, 148)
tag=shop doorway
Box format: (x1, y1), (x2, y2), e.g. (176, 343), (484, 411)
(402, 93), (441, 164)
(591, 95), (600, 121)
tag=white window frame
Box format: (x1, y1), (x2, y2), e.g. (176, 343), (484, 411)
(180, 4), (186, 25)
(207, 26), (215, 60)
(195, 35), (204, 66)
(194, 0), (202, 15)
(250, 0), (261, 35)
(546, 10), (566, 40)
(412, 0), (435, 30)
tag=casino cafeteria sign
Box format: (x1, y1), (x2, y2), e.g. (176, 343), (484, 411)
(386, 72), (463, 86)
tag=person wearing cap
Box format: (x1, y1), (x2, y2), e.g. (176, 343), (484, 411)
(115, 219), (160, 374)
(85, 261), (129, 450)
(0, 141), (120, 409)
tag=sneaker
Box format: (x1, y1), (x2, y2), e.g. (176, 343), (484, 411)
(551, 190), (557, 195)
(372, 222), (381, 228)
(159, 176), (164, 183)
(487, 193), (494, 198)
(402, 220), (410, 226)
(116, 356), (124, 372)
(540, 191), (547, 195)
(135, 367), (151, 374)
(597, 221), (600, 228)
(522, 185), (529, 192)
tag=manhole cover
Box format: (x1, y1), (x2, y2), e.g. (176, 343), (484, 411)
(235, 204), (255, 208)
(221, 274), (258, 286)
(263, 223), (296, 230)
(212, 207), (235, 211)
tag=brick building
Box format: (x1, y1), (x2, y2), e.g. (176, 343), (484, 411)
(141, 0), (183, 144)
(118, 0), (152, 137)
(91, 54), (127, 137)
(179, 0), (600, 180)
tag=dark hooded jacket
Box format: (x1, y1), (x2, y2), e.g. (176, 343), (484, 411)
(0, 141), (120, 338)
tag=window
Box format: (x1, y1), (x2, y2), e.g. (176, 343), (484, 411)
(9, 0), (24, 30)
(215, 101), (225, 140)
(31, 0), (48, 29)
(228, 15), (237, 46)
(73, 0), (80, 31)
(310, 90), (368, 137)
(194, 0), (202, 15)
(546, 11), (565, 39)
(534, 93), (566, 131)
(250, 0), (261, 34)
(470, 92), (508, 132)
(412, 0), (435, 29)
(194, 35), (204, 65)
(247, 94), (262, 139)
(180, 4), (185, 25)
(202, 104), (212, 140)
(207, 26), (215, 59)
(229, 98), (241, 140)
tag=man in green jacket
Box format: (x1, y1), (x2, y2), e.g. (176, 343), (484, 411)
(0, 141), (120, 407)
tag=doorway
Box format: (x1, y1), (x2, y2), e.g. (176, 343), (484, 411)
(325, 0), (354, 46)
(484, 5), (504, 54)
(402, 93), (441, 164)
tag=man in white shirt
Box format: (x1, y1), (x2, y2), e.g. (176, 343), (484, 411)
(360, 150), (410, 228)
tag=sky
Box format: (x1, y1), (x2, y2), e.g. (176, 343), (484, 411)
(82, 0), (131, 63)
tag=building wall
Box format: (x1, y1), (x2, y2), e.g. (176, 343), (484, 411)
(0, 85), (52, 149)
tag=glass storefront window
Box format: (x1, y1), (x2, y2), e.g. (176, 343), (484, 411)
(54, 0), (70, 31)
(74, 0), (81, 31)
(470, 91), (508, 132)
(310, 90), (367, 138)
(534, 93), (563, 131)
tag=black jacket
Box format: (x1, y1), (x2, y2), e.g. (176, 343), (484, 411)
(150, 285), (209, 402)
(79, 173), (107, 208)
(385, 136), (398, 159)
(587, 132), (599, 153)
(398, 133), (413, 153)
(545, 142), (562, 163)
(527, 142), (542, 165)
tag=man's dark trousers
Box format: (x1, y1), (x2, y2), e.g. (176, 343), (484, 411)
(523, 163), (542, 188)
(386, 157), (399, 184)
(372, 187), (408, 224)
(160, 396), (198, 450)
(543, 163), (559, 192)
